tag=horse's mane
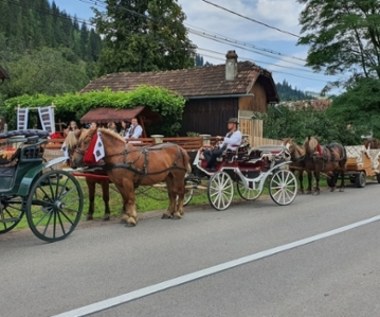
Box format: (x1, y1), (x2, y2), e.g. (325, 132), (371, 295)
(283, 138), (305, 156)
(98, 127), (125, 143)
(304, 136), (319, 152)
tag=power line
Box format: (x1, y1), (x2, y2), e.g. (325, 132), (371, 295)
(202, 0), (300, 38)
(77, 0), (334, 83)
(80, 0), (308, 65)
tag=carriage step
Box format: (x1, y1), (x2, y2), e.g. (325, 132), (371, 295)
(185, 176), (201, 185)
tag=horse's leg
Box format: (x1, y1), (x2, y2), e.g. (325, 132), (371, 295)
(86, 178), (95, 220)
(339, 169), (345, 192)
(329, 171), (337, 192)
(101, 180), (111, 221)
(173, 173), (186, 218)
(314, 171), (321, 195)
(162, 176), (178, 219)
(306, 170), (313, 194)
(298, 170), (304, 194)
(117, 181), (138, 226)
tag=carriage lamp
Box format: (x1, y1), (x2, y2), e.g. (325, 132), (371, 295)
(200, 134), (211, 146)
(151, 134), (164, 144)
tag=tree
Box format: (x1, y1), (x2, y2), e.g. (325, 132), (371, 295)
(327, 78), (380, 140)
(298, 0), (380, 89)
(93, 0), (196, 74)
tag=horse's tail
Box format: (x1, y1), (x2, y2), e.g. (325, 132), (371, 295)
(179, 146), (192, 174)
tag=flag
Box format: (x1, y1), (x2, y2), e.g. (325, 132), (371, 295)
(93, 131), (105, 162)
(17, 107), (29, 130)
(38, 106), (55, 133)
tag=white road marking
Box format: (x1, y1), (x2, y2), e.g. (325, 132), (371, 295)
(52, 215), (380, 317)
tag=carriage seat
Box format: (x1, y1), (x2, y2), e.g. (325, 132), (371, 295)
(0, 146), (20, 165)
(221, 142), (250, 162)
(247, 145), (289, 162)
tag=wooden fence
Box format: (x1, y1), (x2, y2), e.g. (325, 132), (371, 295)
(43, 118), (282, 160)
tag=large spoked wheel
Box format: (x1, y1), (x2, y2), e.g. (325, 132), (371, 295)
(269, 169), (298, 206)
(236, 180), (262, 201)
(184, 178), (198, 206)
(207, 171), (234, 211)
(25, 170), (83, 242)
(0, 196), (25, 234)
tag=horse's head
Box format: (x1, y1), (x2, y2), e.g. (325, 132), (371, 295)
(283, 138), (304, 160)
(304, 136), (320, 156)
(70, 128), (97, 168)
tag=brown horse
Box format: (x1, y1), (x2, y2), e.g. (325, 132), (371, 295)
(303, 136), (347, 194)
(283, 138), (320, 194)
(64, 131), (111, 221)
(70, 128), (191, 226)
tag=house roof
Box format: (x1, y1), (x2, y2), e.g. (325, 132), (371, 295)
(81, 61), (279, 102)
(80, 106), (161, 124)
(0, 65), (9, 82)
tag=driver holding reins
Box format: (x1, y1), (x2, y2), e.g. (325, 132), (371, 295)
(203, 117), (242, 171)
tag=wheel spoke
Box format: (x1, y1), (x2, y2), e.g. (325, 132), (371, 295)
(269, 170), (297, 206)
(26, 171), (83, 242)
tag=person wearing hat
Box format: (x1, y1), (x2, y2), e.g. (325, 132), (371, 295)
(203, 117), (242, 171)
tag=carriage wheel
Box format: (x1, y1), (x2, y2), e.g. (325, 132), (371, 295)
(207, 171), (234, 211)
(355, 171), (366, 188)
(236, 180), (262, 201)
(269, 169), (297, 206)
(184, 178), (198, 206)
(0, 196), (25, 234)
(25, 170), (83, 242)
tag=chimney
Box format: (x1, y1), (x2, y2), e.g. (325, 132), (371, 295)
(225, 50), (238, 80)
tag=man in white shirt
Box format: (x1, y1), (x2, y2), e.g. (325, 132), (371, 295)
(203, 117), (242, 170)
(125, 117), (143, 139)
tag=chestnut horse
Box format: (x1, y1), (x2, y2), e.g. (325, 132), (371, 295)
(70, 128), (191, 226)
(283, 138), (309, 194)
(303, 136), (347, 194)
(64, 131), (111, 221)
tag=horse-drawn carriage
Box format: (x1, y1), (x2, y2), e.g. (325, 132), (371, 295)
(67, 128), (298, 225)
(0, 130), (83, 242)
(185, 140), (298, 210)
(344, 145), (380, 187)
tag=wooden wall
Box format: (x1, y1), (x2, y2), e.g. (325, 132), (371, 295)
(181, 98), (239, 136)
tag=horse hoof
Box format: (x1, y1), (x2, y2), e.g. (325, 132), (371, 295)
(172, 213), (182, 220)
(103, 215), (110, 221)
(126, 217), (137, 226)
(86, 215), (94, 221)
(161, 213), (172, 219)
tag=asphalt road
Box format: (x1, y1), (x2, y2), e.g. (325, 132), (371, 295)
(1, 182), (379, 317)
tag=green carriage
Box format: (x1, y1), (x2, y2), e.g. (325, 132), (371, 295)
(0, 130), (83, 242)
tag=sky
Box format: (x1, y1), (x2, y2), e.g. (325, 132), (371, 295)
(49, 0), (343, 95)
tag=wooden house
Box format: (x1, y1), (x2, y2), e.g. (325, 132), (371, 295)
(81, 51), (279, 136)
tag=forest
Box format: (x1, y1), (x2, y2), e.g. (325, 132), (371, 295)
(0, 0), (307, 104)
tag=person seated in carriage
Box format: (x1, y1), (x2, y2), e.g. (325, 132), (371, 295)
(203, 117), (242, 171)
(64, 120), (80, 138)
